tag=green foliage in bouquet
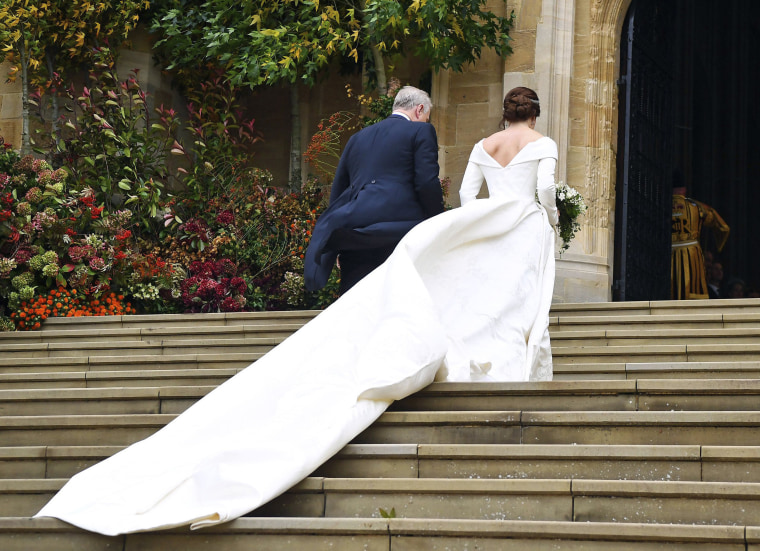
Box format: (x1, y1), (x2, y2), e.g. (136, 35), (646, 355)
(555, 181), (587, 253)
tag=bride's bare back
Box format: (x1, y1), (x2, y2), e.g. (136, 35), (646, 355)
(482, 123), (544, 168)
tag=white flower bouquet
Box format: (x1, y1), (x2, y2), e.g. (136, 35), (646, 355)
(555, 181), (587, 253)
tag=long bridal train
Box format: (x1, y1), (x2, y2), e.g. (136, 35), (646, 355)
(34, 191), (555, 536)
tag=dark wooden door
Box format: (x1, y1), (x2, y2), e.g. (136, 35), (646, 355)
(613, 0), (675, 301)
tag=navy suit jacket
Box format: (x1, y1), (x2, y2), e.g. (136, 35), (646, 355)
(304, 114), (444, 290)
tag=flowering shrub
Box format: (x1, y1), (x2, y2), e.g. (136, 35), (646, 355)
(303, 111), (357, 184)
(0, 144), (150, 328)
(9, 287), (135, 331)
(124, 249), (182, 314)
(155, 165), (338, 312)
(0, 66), (350, 328)
(178, 259), (247, 313)
(555, 182), (587, 253)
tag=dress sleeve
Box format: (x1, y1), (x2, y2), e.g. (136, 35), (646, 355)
(459, 159), (484, 205)
(537, 156), (558, 226)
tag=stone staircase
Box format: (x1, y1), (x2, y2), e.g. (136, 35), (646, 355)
(2, 299), (760, 549)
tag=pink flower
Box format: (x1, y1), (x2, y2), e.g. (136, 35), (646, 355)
(215, 210), (235, 226)
(214, 258), (235, 277)
(221, 295), (246, 312)
(230, 277), (247, 294)
(89, 256), (106, 271)
(13, 247), (32, 264)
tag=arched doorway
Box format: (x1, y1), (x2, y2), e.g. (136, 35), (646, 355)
(613, 0), (760, 300)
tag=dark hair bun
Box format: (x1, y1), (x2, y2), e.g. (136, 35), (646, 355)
(501, 87), (540, 126)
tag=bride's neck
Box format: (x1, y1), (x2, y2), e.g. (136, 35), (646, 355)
(505, 120), (534, 131)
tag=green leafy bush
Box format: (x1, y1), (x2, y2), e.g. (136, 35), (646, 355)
(51, 47), (179, 236)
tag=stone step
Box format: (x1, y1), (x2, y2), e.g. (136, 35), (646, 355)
(550, 312), (760, 331)
(550, 327), (760, 346)
(257, 477), (760, 526)
(0, 337), (283, 359)
(0, 387), (216, 416)
(5, 358), (760, 382)
(0, 368), (240, 390)
(3, 342), (759, 373)
(4, 442), (760, 484)
(6, 476), (760, 526)
(551, 297), (760, 317)
(6, 410), (758, 448)
(37, 311), (320, 332)
(0, 323), (306, 345)
(27, 299), (753, 334)
(7, 327), (760, 362)
(623, 361), (760, 379)
(4, 380), (760, 420)
(1, 301), (758, 549)
(0, 320), (709, 346)
(394, 379), (760, 412)
(11, 298), (756, 341)
(357, 410), (760, 446)
(0, 414), (175, 447)
(0, 517), (751, 551)
(409, 444), (760, 484)
(552, 343), (760, 364)
(553, 361), (760, 380)
(0, 444), (416, 481)
(0, 353), (257, 375)
(10, 316), (760, 347)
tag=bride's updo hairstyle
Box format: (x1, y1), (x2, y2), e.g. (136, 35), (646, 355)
(501, 87), (540, 128)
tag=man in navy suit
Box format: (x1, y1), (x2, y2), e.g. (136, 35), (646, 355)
(304, 86), (444, 294)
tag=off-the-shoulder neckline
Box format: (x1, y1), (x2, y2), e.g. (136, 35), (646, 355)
(478, 136), (551, 168)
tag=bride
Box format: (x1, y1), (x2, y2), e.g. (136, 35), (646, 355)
(34, 87), (558, 535)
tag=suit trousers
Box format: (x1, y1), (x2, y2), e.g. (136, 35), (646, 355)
(338, 246), (395, 294)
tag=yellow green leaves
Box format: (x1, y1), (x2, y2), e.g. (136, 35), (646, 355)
(149, 0), (513, 92)
(0, 0), (149, 89)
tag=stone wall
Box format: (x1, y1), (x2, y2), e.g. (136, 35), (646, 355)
(434, 0), (524, 206)
(558, 0), (632, 302)
(0, 63), (21, 148)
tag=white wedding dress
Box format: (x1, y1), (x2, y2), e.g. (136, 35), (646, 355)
(34, 137), (559, 535)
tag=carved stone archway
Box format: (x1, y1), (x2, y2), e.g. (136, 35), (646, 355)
(551, 0), (633, 302)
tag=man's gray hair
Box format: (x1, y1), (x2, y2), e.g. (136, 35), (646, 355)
(393, 86), (432, 113)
